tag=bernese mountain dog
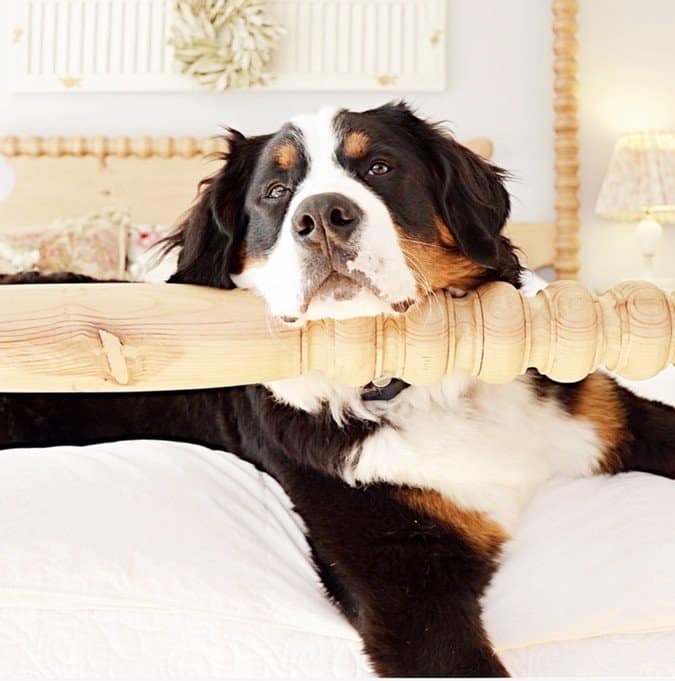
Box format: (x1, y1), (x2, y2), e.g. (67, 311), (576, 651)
(1, 102), (674, 677)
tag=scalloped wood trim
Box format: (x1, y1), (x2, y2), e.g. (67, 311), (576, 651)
(552, 0), (581, 280)
(0, 136), (227, 159)
(0, 136), (494, 161)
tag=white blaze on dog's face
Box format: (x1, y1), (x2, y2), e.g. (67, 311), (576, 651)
(232, 107), (418, 321)
(178, 102), (516, 323)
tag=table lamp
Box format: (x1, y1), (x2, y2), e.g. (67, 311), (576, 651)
(596, 131), (675, 283)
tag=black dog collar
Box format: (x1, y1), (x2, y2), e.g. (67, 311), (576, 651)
(361, 378), (410, 402)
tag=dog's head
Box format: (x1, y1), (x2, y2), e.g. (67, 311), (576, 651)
(168, 102), (521, 322)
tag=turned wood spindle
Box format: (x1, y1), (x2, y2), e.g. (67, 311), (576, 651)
(0, 281), (672, 393)
(553, 0), (581, 280)
(0, 135), (226, 160)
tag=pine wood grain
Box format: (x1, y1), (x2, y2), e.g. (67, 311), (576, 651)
(0, 281), (671, 392)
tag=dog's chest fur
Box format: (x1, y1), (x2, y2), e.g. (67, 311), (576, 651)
(268, 372), (604, 534)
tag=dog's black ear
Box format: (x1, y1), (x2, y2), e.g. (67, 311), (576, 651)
(430, 133), (511, 269)
(381, 102), (511, 268)
(165, 130), (270, 287)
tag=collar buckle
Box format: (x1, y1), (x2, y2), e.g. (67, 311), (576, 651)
(361, 376), (410, 402)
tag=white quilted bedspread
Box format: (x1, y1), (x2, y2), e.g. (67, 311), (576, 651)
(1, 364), (674, 678)
(0, 440), (370, 679)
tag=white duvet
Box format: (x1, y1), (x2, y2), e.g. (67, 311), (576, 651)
(1, 267), (674, 677)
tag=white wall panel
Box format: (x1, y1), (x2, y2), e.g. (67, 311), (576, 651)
(8, 0), (447, 92)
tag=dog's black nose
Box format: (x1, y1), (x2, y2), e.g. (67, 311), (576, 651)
(292, 193), (363, 243)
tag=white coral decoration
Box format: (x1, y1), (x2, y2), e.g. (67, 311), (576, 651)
(171, 0), (284, 90)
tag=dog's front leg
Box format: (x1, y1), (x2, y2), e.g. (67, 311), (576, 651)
(572, 374), (675, 479)
(534, 371), (675, 480)
(612, 384), (675, 478)
(355, 587), (509, 678)
(279, 465), (508, 677)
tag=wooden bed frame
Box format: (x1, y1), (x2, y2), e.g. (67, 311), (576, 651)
(0, 0), (672, 391)
(0, 135), (558, 273)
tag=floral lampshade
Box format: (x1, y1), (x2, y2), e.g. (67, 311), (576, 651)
(595, 131), (675, 223)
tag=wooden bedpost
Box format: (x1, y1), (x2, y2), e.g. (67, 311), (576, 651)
(0, 282), (671, 392)
(553, 0), (581, 280)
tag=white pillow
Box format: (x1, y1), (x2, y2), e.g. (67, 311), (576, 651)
(0, 441), (369, 679)
(2, 440), (675, 677)
(125, 224), (178, 282)
(484, 472), (675, 675)
(127, 245), (178, 282)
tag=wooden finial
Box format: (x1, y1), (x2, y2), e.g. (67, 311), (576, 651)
(0, 282), (671, 392)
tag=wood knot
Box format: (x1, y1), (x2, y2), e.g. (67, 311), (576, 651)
(98, 329), (129, 385)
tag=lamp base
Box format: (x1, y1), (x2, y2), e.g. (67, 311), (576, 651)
(636, 217), (663, 282)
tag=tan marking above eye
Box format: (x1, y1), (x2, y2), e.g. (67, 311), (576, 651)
(273, 142), (298, 170)
(344, 131), (371, 158)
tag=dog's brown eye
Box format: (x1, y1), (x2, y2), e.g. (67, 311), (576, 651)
(368, 162), (391, 176)
(266, 183), (290, 199)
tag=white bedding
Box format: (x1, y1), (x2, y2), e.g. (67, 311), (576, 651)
(2, 424), (675, 678)
(0, 441), (370, 679)
(2, 272), (674, 678)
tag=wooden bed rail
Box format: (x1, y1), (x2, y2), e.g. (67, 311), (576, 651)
(0, 281), (672, 392)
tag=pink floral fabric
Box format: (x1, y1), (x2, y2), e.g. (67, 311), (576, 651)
(596, 131), (675, 222)
(0, 208), (128, 279)
(0, 211), (177, 281)
(125, 223), (175, 281)
(126, 223), (170, 268)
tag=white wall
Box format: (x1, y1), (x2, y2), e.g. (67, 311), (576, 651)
(1, 0), (672, 287)
(0, 0), (554, 226)
(578, 0), (675, 289)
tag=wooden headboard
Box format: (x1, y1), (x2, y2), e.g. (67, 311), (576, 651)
(0, 137), (498, 228)
(0, 136), (225, 228)
(0, 134), (557, 273)
(0, 0), (580, 278)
